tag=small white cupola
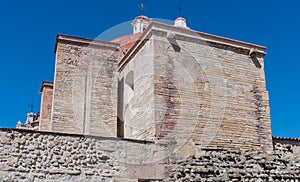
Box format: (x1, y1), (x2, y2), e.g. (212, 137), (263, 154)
(132, 15), (151, 34)
(174, 17), (189, 29)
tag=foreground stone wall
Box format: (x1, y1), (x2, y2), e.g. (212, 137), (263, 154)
(273, 137), (300, 159)
(169, 147), (300, 181)
(0, 128), (168, 181)
(1, 128), (299, 181)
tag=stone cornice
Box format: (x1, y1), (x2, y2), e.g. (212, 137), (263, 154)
(39, 81), (53, 93)
(54, 34), (121, 53)
(0, 127), (156, 144)
(118, 21), (267, 71)
(273, 136), (300, 141)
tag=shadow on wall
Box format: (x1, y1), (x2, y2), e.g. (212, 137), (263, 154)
(251, 56), (262, 69)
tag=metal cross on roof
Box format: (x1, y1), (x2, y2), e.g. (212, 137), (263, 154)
(29, 103), (35, 112)
(177, 0), (183, 17)
(178, 5), (183, 17)
(139, 3), (147, 15)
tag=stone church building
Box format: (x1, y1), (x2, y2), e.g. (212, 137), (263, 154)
(35, 15), (273, 152)
(7, 15), (299, 181)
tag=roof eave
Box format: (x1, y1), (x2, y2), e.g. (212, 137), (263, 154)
(54, 34), (121, 54)
(39, 81), (54, 93)
(118, 21), (267, 71)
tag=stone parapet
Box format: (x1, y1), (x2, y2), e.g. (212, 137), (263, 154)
(169, 148), (300, 181)
(0, 128), (168, 181)
(0, 128), (299, 181)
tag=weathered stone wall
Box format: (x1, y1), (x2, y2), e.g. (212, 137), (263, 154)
(0, 128), (168, 181)
(151, 29), (272, 152)
(118, 38), (156, 140)
(39, 81), (53, 131)
(51, 24), (271, 152)
(169, 147), (300, 181)
(52, 35), (122, 137)
(1, 128), (299, 181)
(273, 137), (300, 159)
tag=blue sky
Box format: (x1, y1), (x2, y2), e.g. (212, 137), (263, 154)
(0, 0), (299, 138)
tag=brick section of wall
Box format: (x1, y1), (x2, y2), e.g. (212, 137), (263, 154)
(151, 32), (272, 152)
(0, 128), (168, 181)
(39, 81), (53, 131)
(52, 35), (122, 137)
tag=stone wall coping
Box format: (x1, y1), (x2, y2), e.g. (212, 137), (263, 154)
(119, 21), (267, 71)
(39, 80), (53, 93)
(54, 34), (121, 53)
(273, 136), (300, 141)
(0, 127), (157, 145)
(152, 21), (266, 50)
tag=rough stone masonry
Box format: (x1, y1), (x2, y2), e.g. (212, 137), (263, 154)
(118, 21), (272, 153)
(0, 128), (299, 181)
(32, 15), (273, 153)
(8, 15), (300, 181)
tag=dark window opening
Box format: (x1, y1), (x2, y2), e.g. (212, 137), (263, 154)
(117, 77), (124, 138)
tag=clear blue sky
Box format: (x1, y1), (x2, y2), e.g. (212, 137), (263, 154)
(0, 0), (299, 138)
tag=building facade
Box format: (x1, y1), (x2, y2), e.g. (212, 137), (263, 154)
(8, 15), (300, 181)
(20, 15), (272, 152)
